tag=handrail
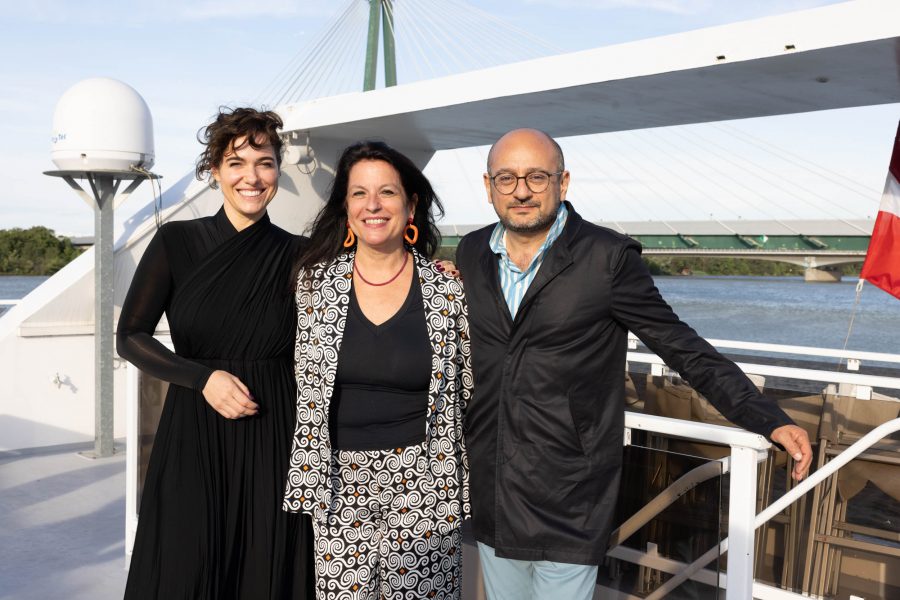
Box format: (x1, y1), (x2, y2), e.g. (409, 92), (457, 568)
(626, 351), (900, 391)
(628, 332), (900, 365)
(643, 416), (900, 599)
(624, 411), (770, 449)
(704, 338), (900, 365)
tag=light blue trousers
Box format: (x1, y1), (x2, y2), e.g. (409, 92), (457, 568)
(478, 542), (598, 600)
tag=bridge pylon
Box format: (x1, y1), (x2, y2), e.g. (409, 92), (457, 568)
(364, 0), (397, 91)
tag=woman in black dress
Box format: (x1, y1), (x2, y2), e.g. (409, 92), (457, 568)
(117, 107), (314, 599)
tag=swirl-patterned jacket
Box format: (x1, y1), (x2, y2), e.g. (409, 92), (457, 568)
(283, 250), (472, 533)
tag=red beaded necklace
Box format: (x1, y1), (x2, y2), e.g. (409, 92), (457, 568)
(353, 252), (409, 286)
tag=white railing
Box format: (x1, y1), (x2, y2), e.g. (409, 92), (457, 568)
(125, 356), (139, 554)
(614, 414), (900, 600)
(628, 333), (900, 371)
(702, 338), (900, 368)
(627, 334), (900, 395)
(610, 336), (900, 599)
(621, 412), (770, 599)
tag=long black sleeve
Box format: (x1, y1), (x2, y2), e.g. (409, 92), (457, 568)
(609, 242), (794, 439)
(116, 230), (214, 391)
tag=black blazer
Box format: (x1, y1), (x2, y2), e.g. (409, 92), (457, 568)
(456, 201), (792, 564)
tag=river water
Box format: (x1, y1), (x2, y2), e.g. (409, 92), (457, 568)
(653, 275), (900, 355)
(2, 274), (898, 355)
(0, 276), (48, 316)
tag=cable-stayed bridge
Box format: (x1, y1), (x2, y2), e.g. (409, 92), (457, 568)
(262, 0), (891, 266)
(441, 218), (871, 281)
(257, 0), (889, 281)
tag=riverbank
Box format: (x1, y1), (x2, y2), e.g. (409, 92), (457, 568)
(644, 256), (861, 277)
(0, 228), (83, 276)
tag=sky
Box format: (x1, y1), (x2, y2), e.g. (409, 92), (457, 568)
(1, 0), (897, 235)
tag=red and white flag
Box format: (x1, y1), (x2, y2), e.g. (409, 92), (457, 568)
(860, 121), (900, 300)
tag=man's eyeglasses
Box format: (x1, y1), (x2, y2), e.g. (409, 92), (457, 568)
(489, 171), (562, 195)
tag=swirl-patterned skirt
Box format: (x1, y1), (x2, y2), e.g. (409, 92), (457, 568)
(312, 442), (462, 600)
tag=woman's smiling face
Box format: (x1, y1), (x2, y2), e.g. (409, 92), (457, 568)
(345, 159), (416, 252)
(212, 135), (280, 230)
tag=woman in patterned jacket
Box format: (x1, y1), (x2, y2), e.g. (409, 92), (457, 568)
(283, 140), (473, 600)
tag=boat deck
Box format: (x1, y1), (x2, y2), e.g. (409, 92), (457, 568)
(0, 443), (127, 599)
(0, 442), (498, 600)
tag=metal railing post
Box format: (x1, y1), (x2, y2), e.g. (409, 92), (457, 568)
(125, 362), (140, 555)
(727, 445), (765, 599)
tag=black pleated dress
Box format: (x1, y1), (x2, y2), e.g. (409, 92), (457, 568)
(117, 207), (313, 599)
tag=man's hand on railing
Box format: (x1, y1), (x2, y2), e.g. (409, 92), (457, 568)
(770, 424), (813, 481)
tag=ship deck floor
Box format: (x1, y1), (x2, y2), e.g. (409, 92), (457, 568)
(0, 442), (127, 599)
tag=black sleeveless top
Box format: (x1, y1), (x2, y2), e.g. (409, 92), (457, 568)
(329, 270), (431, 450)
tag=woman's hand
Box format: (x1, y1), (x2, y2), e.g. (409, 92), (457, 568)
(436, 260), (460, 278)
(202, 370), (259, 419)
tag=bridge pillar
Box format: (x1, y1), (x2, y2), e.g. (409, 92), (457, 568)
(802, 257), (842, 282)
(804, 266), (842, 282)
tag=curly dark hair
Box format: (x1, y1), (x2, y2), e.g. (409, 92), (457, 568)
(195, 107), (284, 189)
(294, 140), (444, 286)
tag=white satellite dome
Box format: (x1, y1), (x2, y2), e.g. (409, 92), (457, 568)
(51, 77), (155, 171)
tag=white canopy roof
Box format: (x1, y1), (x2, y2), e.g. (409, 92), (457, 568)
(278, 0), (900, 149)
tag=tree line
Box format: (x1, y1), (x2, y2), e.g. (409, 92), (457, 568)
(642, 256), (861, 277)
(1, 230), (862, 278)
(0, 227), (84, 275)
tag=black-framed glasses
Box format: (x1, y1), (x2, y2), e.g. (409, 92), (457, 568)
(490, 171), (562, 194)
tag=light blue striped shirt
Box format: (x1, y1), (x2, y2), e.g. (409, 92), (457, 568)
(489, 203), (569, 318)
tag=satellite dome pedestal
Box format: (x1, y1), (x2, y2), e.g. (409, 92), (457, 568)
(44, 169), (159, 459)
(45, 78), (159, 459)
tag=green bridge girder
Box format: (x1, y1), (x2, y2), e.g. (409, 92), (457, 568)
(626, 234), (870, 252)
(439, 233), (871, 256)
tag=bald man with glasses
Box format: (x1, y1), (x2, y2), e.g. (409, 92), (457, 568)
(455, 128), (812, 600)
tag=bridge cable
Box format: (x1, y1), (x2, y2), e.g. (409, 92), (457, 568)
(298, 7), (360, 99)
(427, 5), (504, 70)
(404, 0), (464, 76)
(680, 125), (868, 230)
(265, 0), (361, 105)
(630, 128), (768, 221)
(652, 127), (810, 220)
(579, 135), (695, 227)
(391, 2), (431, 82)
(711, 122), (880, 200)
(270, 0), (360, 103)
(419, 1), (503, 70)
(262, 0), (565, 106)
(567, 136), (662, 223)
(441, 0), (564, 58)
(409, 0), (480, 74)
(652, 130), (801, 235)
(328, 12), (369, 97)
(297, 1), (366, 99)
(612, 130), (744, 222)
(564, 147), (653, 223)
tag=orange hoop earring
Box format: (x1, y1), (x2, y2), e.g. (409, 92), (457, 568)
(343, 224), (356, 248)
(404, 217), (419, 245)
